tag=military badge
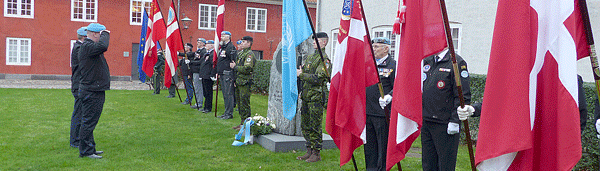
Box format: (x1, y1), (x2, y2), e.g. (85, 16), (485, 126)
(423, 64), (431, 72)
(437, 80), (445, 89)
(461, 70), (469, 78)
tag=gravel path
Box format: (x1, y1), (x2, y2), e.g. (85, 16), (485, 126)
(0, 79), (152, 90)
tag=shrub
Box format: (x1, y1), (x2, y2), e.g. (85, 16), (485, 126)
(251, 60), (271, 94)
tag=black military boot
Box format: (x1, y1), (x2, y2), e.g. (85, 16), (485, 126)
(296, 148), (312, 160)
(305, 149), (321, 162)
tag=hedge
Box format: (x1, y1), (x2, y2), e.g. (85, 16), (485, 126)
(250, 60), (272, 94)
(462, 74), (599, 170)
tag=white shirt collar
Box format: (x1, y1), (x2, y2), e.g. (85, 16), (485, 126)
(376, 55), (389, 65)
(437, 49), (449, 62)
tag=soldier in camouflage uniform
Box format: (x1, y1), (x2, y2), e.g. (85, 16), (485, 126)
(152, 50), (166, 94)
(296, 32), (330, 163)
(231, 36), (256, 129)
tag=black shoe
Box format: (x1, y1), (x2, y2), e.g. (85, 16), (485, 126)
(181, 101), (190, 105)
(220, 115), (233, 120)
(80, 154), (102, 159)
(95, 151), (104, 155)
(202, 109), (211, 113)
(191, 105), (201, 109)
(166, 95), (175, 98)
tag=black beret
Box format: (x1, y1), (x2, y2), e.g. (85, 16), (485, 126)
(185, 43), (193, 48)
(241, 36), (253, 42)
(313, 32), (328, 39)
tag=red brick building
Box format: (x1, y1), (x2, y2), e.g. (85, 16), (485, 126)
(0, 0), (316, 80)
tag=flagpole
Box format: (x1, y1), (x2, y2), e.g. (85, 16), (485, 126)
(578, 0), (600, 103)
(357, 1), (402, 170)
(170, 0), (199, 109)
(438, 0), (476, 170)
(301, 0), (330, 81)
(214, 75), (220, 117)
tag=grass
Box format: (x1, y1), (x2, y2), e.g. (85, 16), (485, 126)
(0, 88), (473, 170)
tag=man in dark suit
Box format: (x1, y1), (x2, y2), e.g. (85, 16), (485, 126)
(190, 38), (207, 109)
(216, 31), (237, 119)
(199, 40), (217, 113)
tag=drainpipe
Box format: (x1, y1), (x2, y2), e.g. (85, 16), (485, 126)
(316, 0), (321, 31)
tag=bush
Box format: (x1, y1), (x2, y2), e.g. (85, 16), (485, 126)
(251, 60), (271, 94)
(461, 74), (598, 170)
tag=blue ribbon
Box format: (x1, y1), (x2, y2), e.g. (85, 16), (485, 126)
(232, 119), (255, 146)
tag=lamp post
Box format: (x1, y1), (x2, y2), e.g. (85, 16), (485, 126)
(181, 16), (193, 43)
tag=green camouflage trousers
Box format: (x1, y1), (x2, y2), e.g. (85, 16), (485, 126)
(236, 85), (251, 125)
(152, 69), (164, 94)
(301, 101), (323, 150)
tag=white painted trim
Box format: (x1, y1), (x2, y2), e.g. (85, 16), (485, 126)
(198, 3), (218, 30)
(3, 0), (34, 19)
(6, 37), (32, 66)
(70, 0), (98, 22)
(245, 7), (267, 33)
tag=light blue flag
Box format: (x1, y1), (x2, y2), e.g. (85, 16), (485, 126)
(282, 0), (312, 121)
(137, 8), (149, 83)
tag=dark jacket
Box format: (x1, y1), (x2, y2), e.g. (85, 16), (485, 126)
(189, 48), (206, 73)
(422, 52), (471, 124)
(199, 49), (217, 79)
(366, 56), (396, 117)
(78, 32), (110, 92)
(216, 41), (237, 75)
(178, 51), (195, 77)
(578, 75), (588, 130)
(70, 40), (83, 93)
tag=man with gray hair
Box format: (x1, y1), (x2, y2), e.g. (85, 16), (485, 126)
(69, 26), (87, 148)
(77, 23), (110, 159)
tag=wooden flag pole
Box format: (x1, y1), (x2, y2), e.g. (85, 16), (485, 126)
(357, 1), (401, 170)
(214, 75), (220, 117)
(438, 0), (476, 170)
(578, 0), (600, 103)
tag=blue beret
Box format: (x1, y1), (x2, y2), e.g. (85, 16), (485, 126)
(77, 27), (87, 36)
(206, 40), (215, 44)
(221, 31), (231, 36)
(372, 37), (391, 45)
(85, 23), (106, 32)
(197, 38), (206, 43)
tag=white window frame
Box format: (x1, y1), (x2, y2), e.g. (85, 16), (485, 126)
(245, 7), (267, 33)
(6, 37), (32, 66)
(330, 29), (339, 63)
(3, 0), (34, 18)
(372, 26), (398, 60)
(130, 0), (152, 25)
(198, 4), (218, 30)
(449, 22), (462, 55)
(70, 40), (77, 67)
(71, 0), (98, 22)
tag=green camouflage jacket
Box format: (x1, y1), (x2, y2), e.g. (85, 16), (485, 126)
(234, 48), (256, 86)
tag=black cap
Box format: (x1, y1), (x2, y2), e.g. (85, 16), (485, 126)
(185, 43), (193, 49)
(313, 32), (328, 39)
(241, 36), (253, 42)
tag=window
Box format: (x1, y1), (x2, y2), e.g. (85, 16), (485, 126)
(246, 7), (266, 32)
(252, 50), (263, 60)
(198, 4), (217, 30)
(4, 0), (34, 18)
(372, 26), (398, 59)
(6, 37), (31, 66)
(130, 0), (152, 25)
(449, 23), (462, 55)
(70, 40), (77, 67)
(330, 29), (339, 62)
(71, 0), (97, 22)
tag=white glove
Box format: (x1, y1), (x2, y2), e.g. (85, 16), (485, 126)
(447, 122), (459, 135)
(457, 105), (475, 121)
(595, 119), (600, 138)
(210, 77), (217, 81)
(326, 83), (331, 91)
(185, 59), (190, 64)
(378, 95), (392, 109)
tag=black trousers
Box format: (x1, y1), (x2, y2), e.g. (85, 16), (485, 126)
(421, 120), (460, 171)
(70, 91), (83, 147)
(202, 78), (213, 111)
(220, 71), (234, 116)
(78, 90), (105, 156)
(365, 115), (389, 171)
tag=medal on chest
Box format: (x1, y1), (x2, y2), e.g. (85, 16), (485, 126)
(437, 80), (445, 89)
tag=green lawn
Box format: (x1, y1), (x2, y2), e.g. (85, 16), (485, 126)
(0, 88), (473, 170)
